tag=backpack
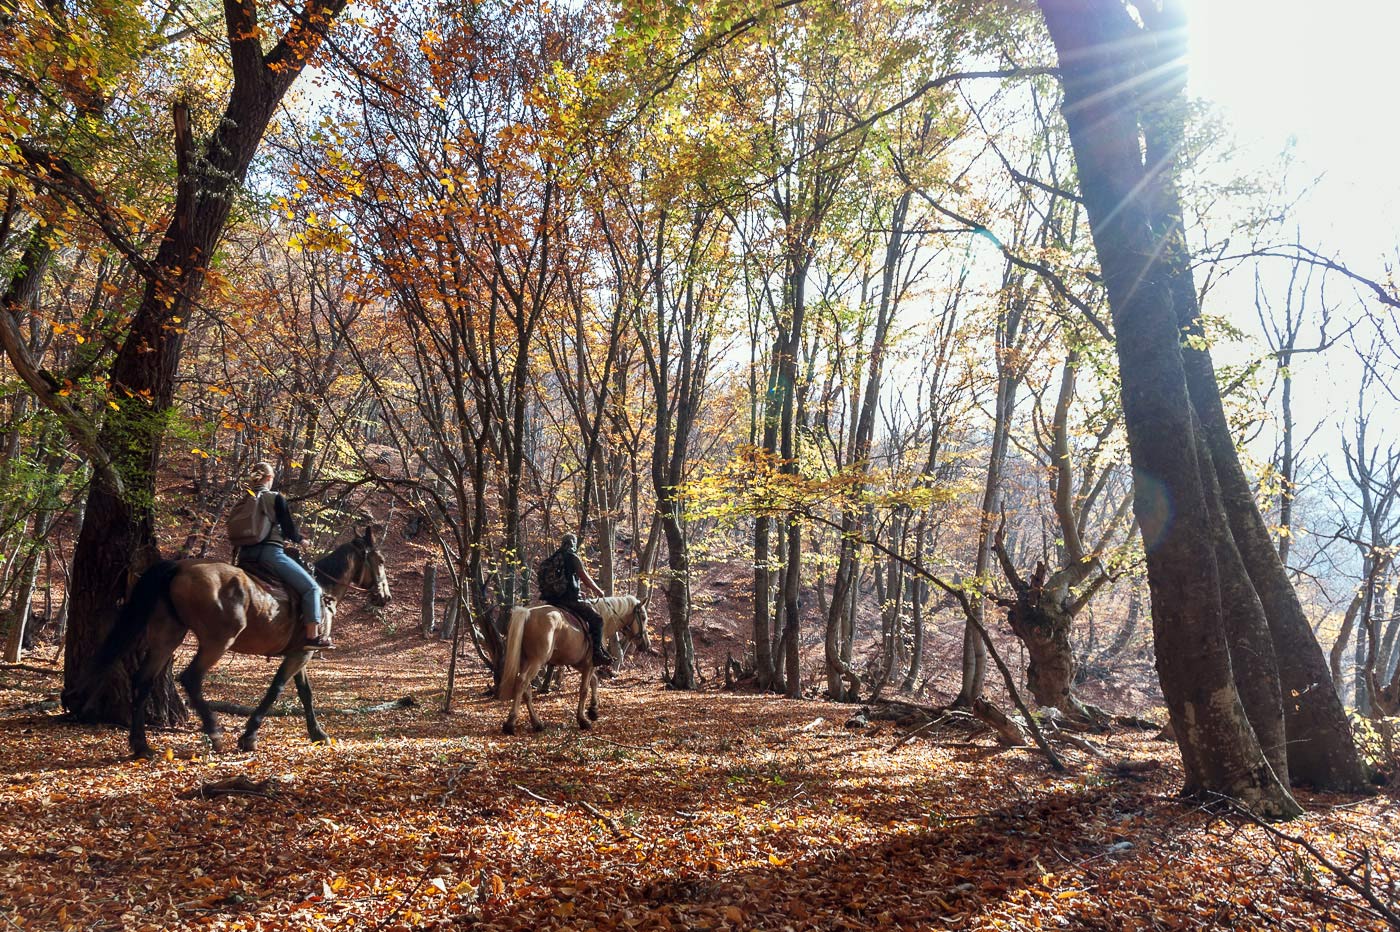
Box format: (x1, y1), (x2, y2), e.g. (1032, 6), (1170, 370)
(227, 489), (275, 547)
(537, 549), (573, 601)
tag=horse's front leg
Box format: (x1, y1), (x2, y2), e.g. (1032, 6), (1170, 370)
(586, 671), (599, 722)
(238, 654), (306, 752)
(292, 665), (328, 744)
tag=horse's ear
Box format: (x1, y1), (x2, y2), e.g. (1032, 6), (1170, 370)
(363, 525), (376, 547)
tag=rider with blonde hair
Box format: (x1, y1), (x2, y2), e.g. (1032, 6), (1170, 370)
(238, 462), (333, 649)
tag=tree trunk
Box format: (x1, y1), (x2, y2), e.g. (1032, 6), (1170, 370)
(660, 510), (696, 689)
(1040, 0), (1299, 815)
(753, 515), (775, 691)
(2, 513), (48, 663)
(421, 562), (437, 638)
(60, 0), (350, 725)
(1132, 0), (1366, 791)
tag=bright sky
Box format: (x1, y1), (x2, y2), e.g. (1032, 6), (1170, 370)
(1186, 0), (1400, 255)
(1183, 1), (1400, 555)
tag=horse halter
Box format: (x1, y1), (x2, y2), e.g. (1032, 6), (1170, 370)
(621, 600), (646, 645)
(355, 536), (391, 606)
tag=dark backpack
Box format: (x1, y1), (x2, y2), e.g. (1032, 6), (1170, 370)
(537, 549), (572, 601)
(227, 490), (275, 547)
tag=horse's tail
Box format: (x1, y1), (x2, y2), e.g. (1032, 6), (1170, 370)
(93, 560), (183, 672)
(63, 560), (183, 713)
(497, 606), (530, 700)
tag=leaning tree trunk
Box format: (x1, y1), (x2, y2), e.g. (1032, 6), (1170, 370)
(1040, 0), (1299, 816)
(1139, 52), (1367, 792)
(60, 0), (350, 724)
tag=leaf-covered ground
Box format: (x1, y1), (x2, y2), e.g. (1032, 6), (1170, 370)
(1, 633), (1396, 932)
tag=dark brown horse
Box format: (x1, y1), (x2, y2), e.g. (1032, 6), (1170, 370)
(497, 595), (650, 734)
(80, 526), (391, 758)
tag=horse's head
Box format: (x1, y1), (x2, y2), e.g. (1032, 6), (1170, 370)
(354, 524), (392, 607)
(625, 597), (653, 655)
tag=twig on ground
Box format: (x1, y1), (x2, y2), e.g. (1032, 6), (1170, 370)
(1053, 729), (1109, 759)
(513, 783), (553, 805)
(1229, 801), (1400, 930)
(439, 760), (477, 806)
(0, 663), (61, 676)
(515, 783), (631, 838)
(888, 712), (951, 752)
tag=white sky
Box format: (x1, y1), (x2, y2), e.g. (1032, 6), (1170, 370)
(1183, 0), (1400, 563)
(1186, 0), (1400, 257)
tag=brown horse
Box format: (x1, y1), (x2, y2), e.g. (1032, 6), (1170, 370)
(498, 595), (650, 735)
(78, 526), (391, 758)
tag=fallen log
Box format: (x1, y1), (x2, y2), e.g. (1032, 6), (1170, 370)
(205, 695), (417, 717)
(177, 775), (275, 800)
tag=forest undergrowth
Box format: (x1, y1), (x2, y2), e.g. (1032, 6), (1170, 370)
(1, 625), (1396, 932)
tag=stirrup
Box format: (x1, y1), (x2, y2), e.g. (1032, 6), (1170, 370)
(304, 635), (336, 650)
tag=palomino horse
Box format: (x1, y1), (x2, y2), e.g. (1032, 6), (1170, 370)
(78, 527), (391, 758)
(498, 595), (650, 734)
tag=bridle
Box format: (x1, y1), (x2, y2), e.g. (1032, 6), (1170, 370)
(619, 599), (647, 646)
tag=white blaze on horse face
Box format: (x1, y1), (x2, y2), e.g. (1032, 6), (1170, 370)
(634, 601), (652, 652)
(365, 549), (391, 606)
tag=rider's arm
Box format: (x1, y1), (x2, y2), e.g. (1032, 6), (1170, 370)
(576, 558), (605, 599)
(273, 494), (304, 544)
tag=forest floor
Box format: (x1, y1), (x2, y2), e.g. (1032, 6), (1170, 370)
(1, 619), (1398, 932)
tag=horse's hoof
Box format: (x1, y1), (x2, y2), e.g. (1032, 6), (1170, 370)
(206, 733), (226, 754)
(531, 721), (546, 733)
(237, 734), (258, 753)
(309, 730), (329, 745)
(131, 744), (155, 761)
(502, 721), (515, 736)
(578, 718), (593, 731)
(586, 708), (599, 722)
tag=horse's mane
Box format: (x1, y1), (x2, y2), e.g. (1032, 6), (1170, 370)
(589, 594), (637, 621)
(314, 538), (362, 585)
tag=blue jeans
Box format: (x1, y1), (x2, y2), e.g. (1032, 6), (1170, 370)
(241, 543), (322, 629)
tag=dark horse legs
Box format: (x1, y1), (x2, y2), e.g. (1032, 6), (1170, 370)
(238, 652), (327, 752)
(127, 617), (189, 759)
(293, 668), (328, 743)
(178, 640), (232, 751)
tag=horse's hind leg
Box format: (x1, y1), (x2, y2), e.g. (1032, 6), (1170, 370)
(128, 616), (187, 759)
(238, 653), (307, 752)
(576, 671), (597, 730)
(292, 666), (328, 744)
(520, 657), (548, 732)
(178, 639), (232, 752)
(502, 681), (523, 735)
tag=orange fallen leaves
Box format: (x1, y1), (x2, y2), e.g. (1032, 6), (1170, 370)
(0, 643), (1396, 932)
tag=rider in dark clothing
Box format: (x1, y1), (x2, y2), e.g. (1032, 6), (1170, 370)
(543, 534), (612, 668)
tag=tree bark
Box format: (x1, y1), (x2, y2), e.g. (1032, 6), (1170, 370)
(60, 1), (350, 724)
(1129, 0), (1368, 792)
(1039, 0), (1300, 815)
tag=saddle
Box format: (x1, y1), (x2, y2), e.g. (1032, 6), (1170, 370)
(554, 606), (588, 636)
(241, 562), (302, 622)
(242, 567), (339, 655)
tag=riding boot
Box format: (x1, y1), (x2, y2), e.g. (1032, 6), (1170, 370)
(588, 617), (614, 667)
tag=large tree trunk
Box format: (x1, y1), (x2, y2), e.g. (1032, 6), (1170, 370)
(1039, 0), (1299, 816)
(1127, 0), (1367, 791)
(61, 1), (350, 724)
